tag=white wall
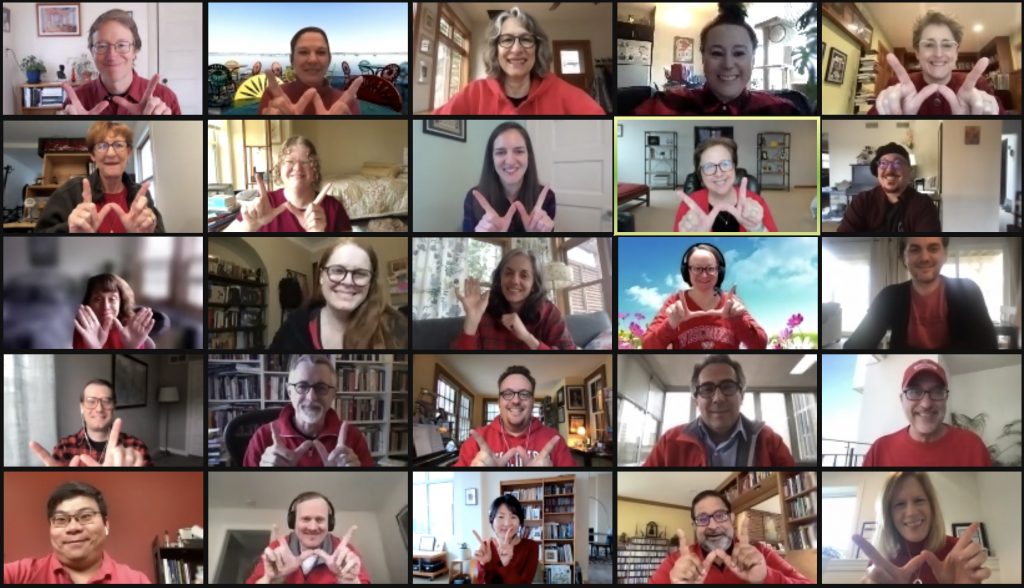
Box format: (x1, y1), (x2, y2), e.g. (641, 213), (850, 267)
(374, 479), (409, 584)
(977, 472), (1022, 583)
(822, 119), (942, 185)
(941, 120), (1004, 232)
(947, 364), (1022, 461)
(148, 120), (204, 232)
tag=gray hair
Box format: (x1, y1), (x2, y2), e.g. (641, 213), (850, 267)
(690, 354), (746, 391)
(288, 354), (337, 384)
(484, 6), (552, 79)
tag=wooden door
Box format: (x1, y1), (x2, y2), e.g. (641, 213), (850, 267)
(552, 40), (594, 93)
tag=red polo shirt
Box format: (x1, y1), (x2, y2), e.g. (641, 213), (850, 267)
(63, 70), (182, 115)
(4, 552), (151, 584)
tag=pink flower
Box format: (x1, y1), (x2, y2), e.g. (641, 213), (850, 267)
(618, 312), (628, 320)
(634, 312), (646, 320)
(787, 313), (804, 328)
(629, 322), (644, 339)
(780, 327), (793, 340)
(618, 340), (634, 349)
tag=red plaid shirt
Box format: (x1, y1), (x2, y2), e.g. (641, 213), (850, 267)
(633, 84), (801, 115)
(452, 301), (576, 350)
(50, 428), (153, 466)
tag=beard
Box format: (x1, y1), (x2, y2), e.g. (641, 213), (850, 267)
(701, 531), (733, 554)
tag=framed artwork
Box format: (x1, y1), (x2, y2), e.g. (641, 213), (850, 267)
(3, 7), (11, 33)
(423, 119), (466, 142)
(825, 46), (847, 85)
(965, 126), (980, 145)
(417, 59), (430, 84)
(569, 414), (585, 433)
(617, 124), (623, 137)
(694, 126), (734, 149)
(417, 535), (436, 551)
(420, 37), (431, 54)
(556, 386), (565, 406)
(673, 36), (694, 63)
(465, 488), (478, 505)
(37, 3), (80, 36)
(567, 386), (585, 411)
(396, 505), (409, 550)
(558, 405), (565, 423)
(112, 355), (147, 408)
(854, 521), (876, 558)
(952, 523), (989, 553)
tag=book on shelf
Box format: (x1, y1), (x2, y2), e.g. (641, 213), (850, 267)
(544, 521), (574, 539)
(544, 564), (572, 584)
(389, 428), (408, 453)
(334, 396), (386, 421)
(784, 472), (817, 497)
(207, 365), (260, 400)
(505, 486), (542, 502)
(787, 493), (817, 519)
(337, 365), (387, 392)
(209, 331), (258, 350)
(544, 482), (574, 495)
(788, 522), (817, 550)
(544, 496), (573, 513)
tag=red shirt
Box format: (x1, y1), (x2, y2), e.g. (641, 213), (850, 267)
(91, 187), (130, 233)
(452, 300), (576, 350)
(63, 70), (182, 115)
(50, 427), (153, 466)
(633, 84), (801, 115)
(648, 542), (811, 584)
(4, 552), (151, 584)
(257, 79), (361, 115)
(244, 534), (371, 584)
(873, 536), (956, 584)
(867, 71), (1005, 115)
(455, 417), (575, 467)
(242, 404), (375, 467)
(863, 425), (992, 467)
(72, 324), (146, 349)
(473, 538), (539, 584)
(642, 291), (768, 350)
(907, 279), (950, 349)
(673, 188), (779, 232)
(235, 188), (352, 233)
(434, 75), (605, 115)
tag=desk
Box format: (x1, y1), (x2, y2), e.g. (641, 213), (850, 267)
(413, 551), (448, 580)
(2, 221), (37, 233)
(589, 533), (613, 561)
(570, 447), (614, 468)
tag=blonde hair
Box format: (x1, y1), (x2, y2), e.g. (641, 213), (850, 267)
(272, 135), (322, 190)
(874, 472), (947, 558)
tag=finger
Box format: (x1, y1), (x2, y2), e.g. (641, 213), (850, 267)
(78, 454), (102, 467)
(472, 190), (498, 218)
(470, 429), (494, 456)
(736, 511), (750, 544)
(507, 200), (526, 221)
(531, 185), (551, 222)
(293, 440), (314, 459)
(472, 530), (485, 545)
(852, 534), (899, 577)
(265, 71), (284, 99)
(29, 441), (60, 466)
(676, 528), (690, 549)
(960, 58), (988, 95)
(935, 84), (964, 114)
(341, 75), (364, 104)
(538, 435), (560, 458)
(270, 421), (283, 446)
(296, 87), (319, 114)
(269, 202), (290, 220)
(111, 205), (135, 231)
(132, 182), (151, 212)
(255, 172), (270, 200)
(139, 74), (160, 108)
(504, 527), (513, 546)
(339, 420), (349, 447)
(497, 445), (525, 467)
(312, 439), (331, 465)
(63, 83), (84, 109)
(109, 446), (124, 467)
(87, 100), (111, 115)
(954, 522), (980, 551)
(736, 177), (748, 203)
(69, 455), (82, 467)
(82, 178), (93, 203)
(679, 192), (707, 219)
(887, 53), (913, 87)
(916, 550), (942, 578)
(108, 418), (123, 447)
(905, 83), (940, 114)
(271, 523), (284, 545)
(313, 183), (333, 206)
(339, 524), (358, 551)
(701, 548), (720, 571)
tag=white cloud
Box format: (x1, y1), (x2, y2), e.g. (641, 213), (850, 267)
(641, 272), (652, 283)
(664, 273), (686, 290)
(727, 238), (818, 289)
(626, 285), (667, 310)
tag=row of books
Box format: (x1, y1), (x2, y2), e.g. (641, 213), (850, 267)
(545, 521), (574, 539)
(523, 505), (541, 520)
(788, 493), (817, 519)
(543, 563), (572, 584)
(335, 397), (387, 421)
(208, 372), (260, 400)
(23, 86), (64, 107)
(543, 543), (574, 563)
(545, 482), (574, 495)
(389, 428), (408, 453)
(207, 308), (262, 329)
(158, 557), (203, 584)
(789, 522), (818, 550)
(785, 471), (817, 497)
(854, 53), (878, 114)
(209, 284), (263, 305)
(338, 366), (388, 392)
(545, 497), (573, 512)
(209, 331), (259, 349)
(505, 486), (542, 502)
(618, 536), (668, 583)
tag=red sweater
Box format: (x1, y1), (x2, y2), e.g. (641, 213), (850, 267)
(72, 324), (146, 349)
(473, 538), (539, 584)
(867, 71), (1005, 115)
(863, 425), (991, 467)
(235, 188), (352, 232)
(434, 75), (605, 115)
(642, 291), (768, 350)
(455, 417), (574, 467)
(649, 542), (811, 584)
(673, 188), (778, 232)
(643, 418), (795, 467)
(245, 534), (371, 584)
(242, 404), (375, 467)
(258, 79), (361, 115)
(452, 300), (576, 350)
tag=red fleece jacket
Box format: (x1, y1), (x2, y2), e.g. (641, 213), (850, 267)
(456, 417), (574, 467)
(649, 542), (811, 584)
(642, 291), (768, 350)
(643, 419), (796, 467)
(242, 404), (375, 467)
(434, 75), (605, 115)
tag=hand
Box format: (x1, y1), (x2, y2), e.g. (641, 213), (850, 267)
(721, 285), (747, 319)
(315, 525), (361, 583)
(112, 307), (155, 349)
(495, 528), (516, 567)
(500, 312), (537, 348)
(722, 513), (767, 583)
(677, 189), (729, 232)
(110, 74), (173, 115)
(310, 77), (364, 115)
(301, 184), (332, 232)
(29, 441), (62, 466)
(468, 430), (520, 467)
(454, 277), (490, 333)
(519, 185), (555, 232)
(524, 436), (560, 467)
(261, 524), (318, 584)
(669, 528), (722, 584)
(239, 173), (290, 230)
(665, 297), (724, 330)
(875, 54), (942, 115)
(68, 179), (116, 233)
(919, 522), (991, 584)
(61, 83), (109, 115)
(112, 183), (157, 233)
(935, 58), (1000, 115)
(853, 533), (932, 584)
(259, 422), (315, 467)
(74, 304), (113, 348)
(87, 418), (146, 466)
(312, 422), (360, 467)
(725, 179), (764, 231)
(262, 73), (318, 115)
(473, 190), (522, 232)
(471, 530), (493, 566)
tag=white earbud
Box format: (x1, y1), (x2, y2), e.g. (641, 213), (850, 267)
(105, 527), (109, 536)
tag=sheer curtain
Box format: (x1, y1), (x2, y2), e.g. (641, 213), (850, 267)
(3, 355), (57, 466)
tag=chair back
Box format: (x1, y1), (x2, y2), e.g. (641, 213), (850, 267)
(224, 408), (281, 466)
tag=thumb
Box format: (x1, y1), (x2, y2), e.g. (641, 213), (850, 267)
(312, 439), (330, 464)
(539, 435), (559, 458)
(313, 183), (332, 206)
(270, 422), (283, 446)
(339, 421), (349, 447)
(269, 202), (290, 220)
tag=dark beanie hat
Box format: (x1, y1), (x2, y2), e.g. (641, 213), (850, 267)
(871, 142), (911, 175)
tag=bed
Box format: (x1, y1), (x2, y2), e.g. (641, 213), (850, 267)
(326, 162), (408, 231)
(617, 182), (650, 207)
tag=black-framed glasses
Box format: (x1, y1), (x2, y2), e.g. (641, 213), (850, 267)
(323, 265), (373, 286)
(694, 380), (742, 399)
(693, 509), (731, 527)
(497, 34), (537, 49)
(287, 382), (337, 397)
(499, 389), (534, 401)
(94, 141), (129, 153)
(690, 266), (719, 276)
(700, 160), (734, 176)
(91, 41), (133, 55)
(82, 397), (114, 409)
(902, 387), (949, 401)
(51, 509), (101, 527)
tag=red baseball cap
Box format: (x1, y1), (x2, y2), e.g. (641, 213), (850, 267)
(902, 359), (948, 389)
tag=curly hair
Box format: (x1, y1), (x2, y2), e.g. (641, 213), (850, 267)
(272, 135), (322, 191)
(912, 11), (963, 48)
(485, 248), (548, 325)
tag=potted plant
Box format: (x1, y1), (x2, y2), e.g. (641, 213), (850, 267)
(20, 55), (46, 84)
(71, 53), (96, 81)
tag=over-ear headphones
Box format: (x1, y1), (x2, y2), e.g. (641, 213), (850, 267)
(287, 492), (335, 532)
(680, 243), (726, 289)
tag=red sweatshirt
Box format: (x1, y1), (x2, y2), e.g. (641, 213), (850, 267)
(434, 75), (605, 115)
(642, 291), (768, 350)
(455, 417), (574, 467)
(245, 533), (371, 584)
(863, 425), (991, 467)
(643, 417), (795, 467)
(452, 300), (576, 350)
(649, 542), (811, 584)
(242, 404), (375, 467)
(673, 188), (778, 232)
(72, 324), (146, 349)
(473, 538), (539, 584)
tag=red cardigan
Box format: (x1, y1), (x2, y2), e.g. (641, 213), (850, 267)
(649, 542), (811, 584)
(473, 538), (539, 584)
(641, 291), (768, 350)
(673, 188), (778, 232)
(434, 75), (605, 115)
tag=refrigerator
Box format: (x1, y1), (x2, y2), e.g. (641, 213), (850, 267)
(617, 38), (651, 88)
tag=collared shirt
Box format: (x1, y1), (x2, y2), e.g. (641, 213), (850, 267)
(633, 84), (802, 115)
(695, 418), (746, 467)
(50, 428), (153, 466)
(62, 70), (182, 115)
(3, 552), (151, 584)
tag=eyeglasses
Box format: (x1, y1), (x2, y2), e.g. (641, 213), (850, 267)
(91, 41), (134, 55)
(694, 380), (742, 399)
(282, 159), (315, 168)
(497, 34), (537, 49)
(917, 40), (959, 53)
(693, 509), (731, 527)
(323, 265), (373, 286)
(83, 397), (114, 409)
(94, 141), (128, 153)
(288, 382), (337, 397)
(877, 159), (907, 171)
(51, 509), (101, 528)
(902, 387), (949, 401)
(690, 266), (719, 276)
(700, 160), (734, 176)
(499, 389), (534, 401)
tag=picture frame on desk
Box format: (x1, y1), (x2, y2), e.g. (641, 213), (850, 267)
(417, 535), (436, 551)
(952, 522), (990, 553)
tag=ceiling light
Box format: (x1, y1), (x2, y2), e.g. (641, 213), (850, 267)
(973, 24), (983, 32)
(790, 354), (817, 375)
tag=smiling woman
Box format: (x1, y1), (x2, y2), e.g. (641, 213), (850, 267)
(258, 26), (362, 115)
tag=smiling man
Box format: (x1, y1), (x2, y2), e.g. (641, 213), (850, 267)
(644, 355), (795, 467)
(845, 237), (997, 350)
(863, 359), (991, 467)
(242, 355), (374, 467)
(4, 482), (150, 584)
(837, 143), (941, 233)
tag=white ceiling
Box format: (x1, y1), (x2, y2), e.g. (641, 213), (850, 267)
(455, 2), (612, 26)
(943, 354), (1020, 375)
(861, 2), (1022, 52)
(284, 236), (339, 252)
(209, 471), (405, 510)
(433, 354), (609, 398)
(619, 471), (782, 514)
(640, 354), (818, 390)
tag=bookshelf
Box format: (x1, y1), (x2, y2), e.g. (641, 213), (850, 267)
(617, 535), (669, 584)
(644, 131), (678, 189)
(21, 151), (93, 224)
(756, 132), (790, 190)
(499, 474), (577, 584)
(207, 256), (267, 350)
(151, 537), (203, 584)
(17, 81), (71, 114)
(854, 51), (879, 114)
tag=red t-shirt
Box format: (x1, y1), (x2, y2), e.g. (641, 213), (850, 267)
(93, 187), (130, 233)
(673, 188), (779, 232)
(642, 291), (768, 350)
(3, 552), (151, 584)
(473, 538), (539, 584)
(907, 279), (949, 349)
(72, 322), (146, 349)
(863, 425), (992, 467)
(880, 536), (957, 585)
(236, 188), (352, 232)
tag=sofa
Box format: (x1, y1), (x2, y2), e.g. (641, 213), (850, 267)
(412, 311), (613, 350)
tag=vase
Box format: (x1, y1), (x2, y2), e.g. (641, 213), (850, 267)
(26, 71), (41, 83)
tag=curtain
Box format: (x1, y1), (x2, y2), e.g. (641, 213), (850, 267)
(3, 355), (57, 466)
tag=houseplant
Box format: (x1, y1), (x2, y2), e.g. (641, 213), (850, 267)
(71, 53), (96, 81)
(20, 55), (46, 83)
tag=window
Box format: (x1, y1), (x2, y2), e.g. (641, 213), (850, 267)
(139, 238), (173, 302)
(431, 7), (469, 109)
(413, 472), (454, 539)
(457, 392), (471, 443)
(435, 368), (473, 442)
(136, 131), (155, 202)
(559, 238), (608, 315)
(823, 247), (870, 333)
(617, 397), (661, 465)
(559, 50), (581, 74)
(822, 487), (859, 559)
(436, 377), (455, 418)
(661, 392), (692, 432)
(941, 248), (1003, 321)
(207, 124), (221, 184)
(484, 400), (542, 423)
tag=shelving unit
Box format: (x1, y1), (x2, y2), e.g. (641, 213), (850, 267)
(617, 535), (669, 584)
(412, 551), (447, 580)
(854, 51), (879, 114)
(207, 255), (267, 350)
(151, 537), (204, 584)
(499, 474), (577, 584)
(757, 132), (790, 190)
(20, 151), (93, 224)
(644, 131), (678, 189)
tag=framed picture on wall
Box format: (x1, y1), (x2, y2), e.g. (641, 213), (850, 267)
(694, 126), (734, 150)
(567, 386), (585, 410)
(825, 46), (847, 85)
(952, 522), (989, 553)
(423, 119), (466, 142)
(37, 3), (80, 36)
(673, 36), (694, 63)
(112, 355), (147, 408)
